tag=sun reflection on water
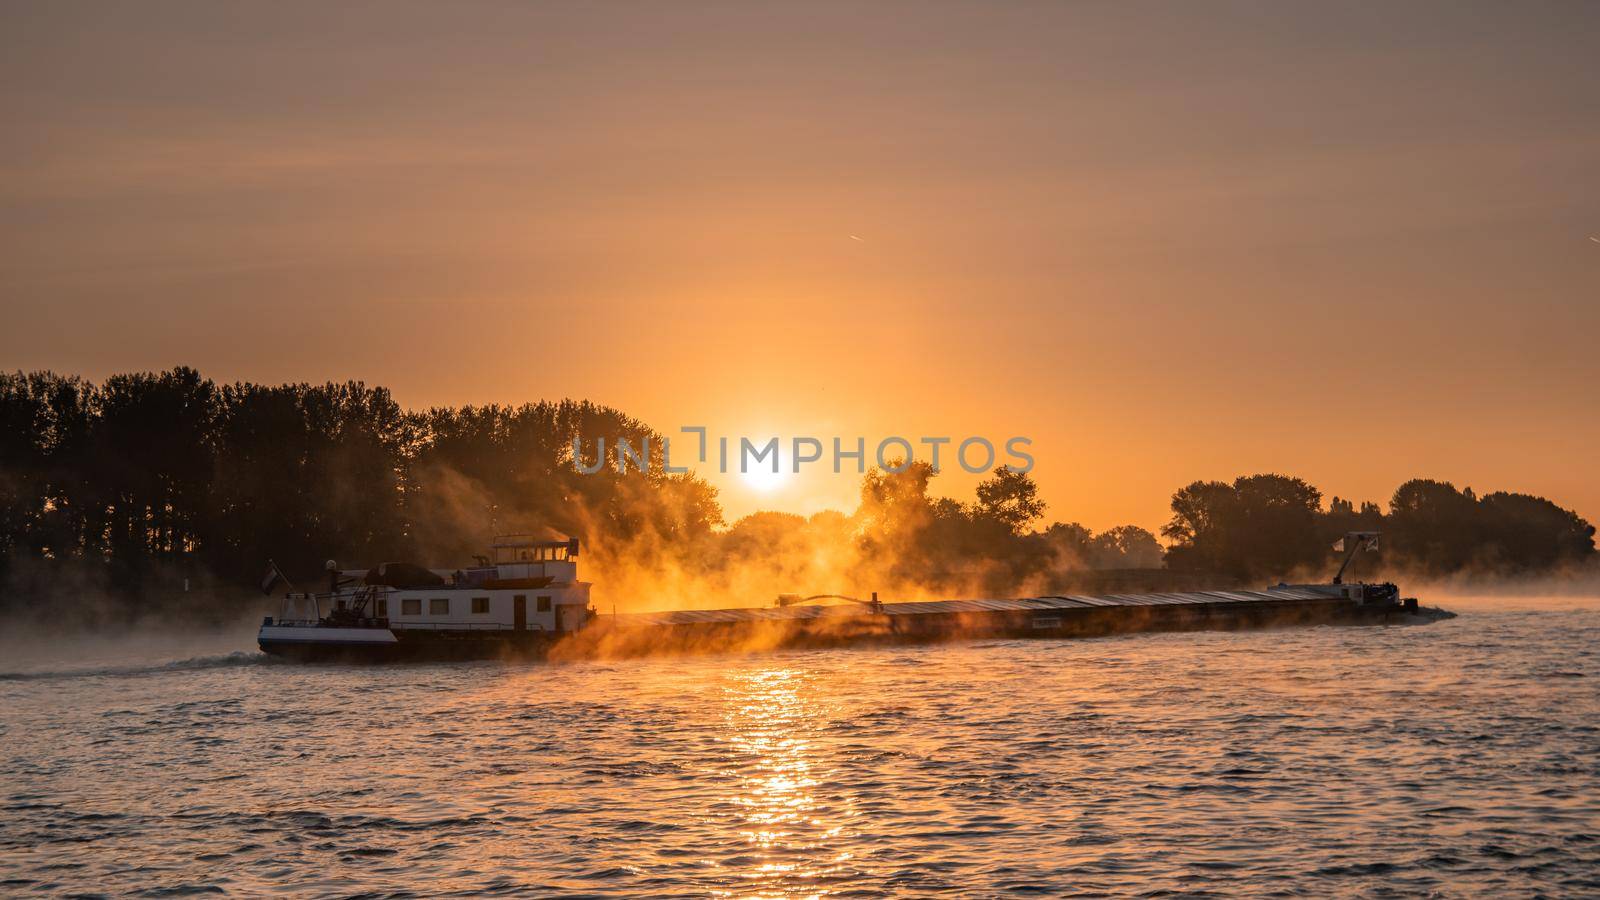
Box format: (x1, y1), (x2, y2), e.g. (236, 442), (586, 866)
(714, 666), (851, 899)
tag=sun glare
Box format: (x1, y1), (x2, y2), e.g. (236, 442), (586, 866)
(740, 457), (788, 493)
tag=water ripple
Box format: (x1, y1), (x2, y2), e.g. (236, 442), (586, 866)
(1, 605), (1597, 895)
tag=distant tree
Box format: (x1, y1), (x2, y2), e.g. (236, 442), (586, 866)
(1087, 525), (1164, 569)
(974, 467), (1046, 536)
(0, 373), (54, 564)
(1386, 479), (1481, 574)
(1325, 496), (1383, 524)
(1163, 474), (1324, 578)
(856, 461), (936, 538)
(1231, 473), (1325, 576)
(1382, 479), (1596, 575)
(1477, 491), (1595, 572)
(208, 382), (320, 582)
(853, 460), (938, 583)
(1161, 480), (1235, 573)
(90, 367), (218, 579)
(203, 380), (412, 581)
(1042, 522), (1093, 558)
(401, 399), (718, 556)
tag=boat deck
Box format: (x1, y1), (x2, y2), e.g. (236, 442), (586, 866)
(613, 584), (1346, 627)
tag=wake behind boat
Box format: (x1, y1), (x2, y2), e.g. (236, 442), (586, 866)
(257, 531), (1447, 662)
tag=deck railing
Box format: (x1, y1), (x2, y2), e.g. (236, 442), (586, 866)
(389, 622), (521, 631)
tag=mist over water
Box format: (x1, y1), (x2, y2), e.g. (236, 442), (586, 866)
(3, 595), (1598, 896)
(0, 626), (268, 681)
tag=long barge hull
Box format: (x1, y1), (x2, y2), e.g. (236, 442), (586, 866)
(559, 584), (1429, 660)
(260, 583), (1437, 662)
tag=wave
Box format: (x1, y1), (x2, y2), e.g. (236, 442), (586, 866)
(0, 650), (278, 682)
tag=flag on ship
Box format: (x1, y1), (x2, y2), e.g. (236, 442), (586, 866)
(261, 560), (287, 595)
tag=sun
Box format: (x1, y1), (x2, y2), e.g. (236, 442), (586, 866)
(740, 456), (789, 493)
(736, 461), (787, 490)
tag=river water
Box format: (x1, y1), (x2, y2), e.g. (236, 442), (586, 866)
(2, 595), (1597, 897)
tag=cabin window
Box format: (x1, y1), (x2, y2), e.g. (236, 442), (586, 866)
(376, 599), (388, 617)
(402, 598), (421, 615)
(536, 595), (552, 612)
(430, 598), (449, 615)
(336, 599), (348, 611)
(471, 597), (490, 614)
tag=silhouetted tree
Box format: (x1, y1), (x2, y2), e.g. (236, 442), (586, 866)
(1477, 492), (1596, 572)
(0, 372), (97, 585)
(1041, 522), (1092, 559)
(404, 400), (723, 585)
(974, 466), (1046, 536)
(854, 460), (939, 585)
(1163, 474), (1325, 578)
(1087, 525), (1164, 569)
(204, 380), (410, 581)
(1386, 479), (1482, 574)
(89, 367), (218, 585)
(1162, 480), (1236, 574)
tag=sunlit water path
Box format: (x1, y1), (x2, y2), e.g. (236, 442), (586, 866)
(3, 598), (1597, 896)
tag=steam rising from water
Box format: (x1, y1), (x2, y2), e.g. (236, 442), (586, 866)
(578, 510), (1088, 615)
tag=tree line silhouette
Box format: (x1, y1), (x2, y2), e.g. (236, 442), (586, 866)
(1, 368), (1593, 620)
(1162, 474), (1594, 579)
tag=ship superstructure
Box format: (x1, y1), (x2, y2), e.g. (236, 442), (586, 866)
(257, 535), (593, 661)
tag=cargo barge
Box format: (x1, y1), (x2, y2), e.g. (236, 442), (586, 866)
(257, 532), (1444, 662)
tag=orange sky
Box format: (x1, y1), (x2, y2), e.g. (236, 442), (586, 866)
(2, 2), (1597, 532)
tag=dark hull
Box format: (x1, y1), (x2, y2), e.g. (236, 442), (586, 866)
(259, 630), (563, 663)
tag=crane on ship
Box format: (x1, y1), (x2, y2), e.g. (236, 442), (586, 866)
(775, 592), (884, 613)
